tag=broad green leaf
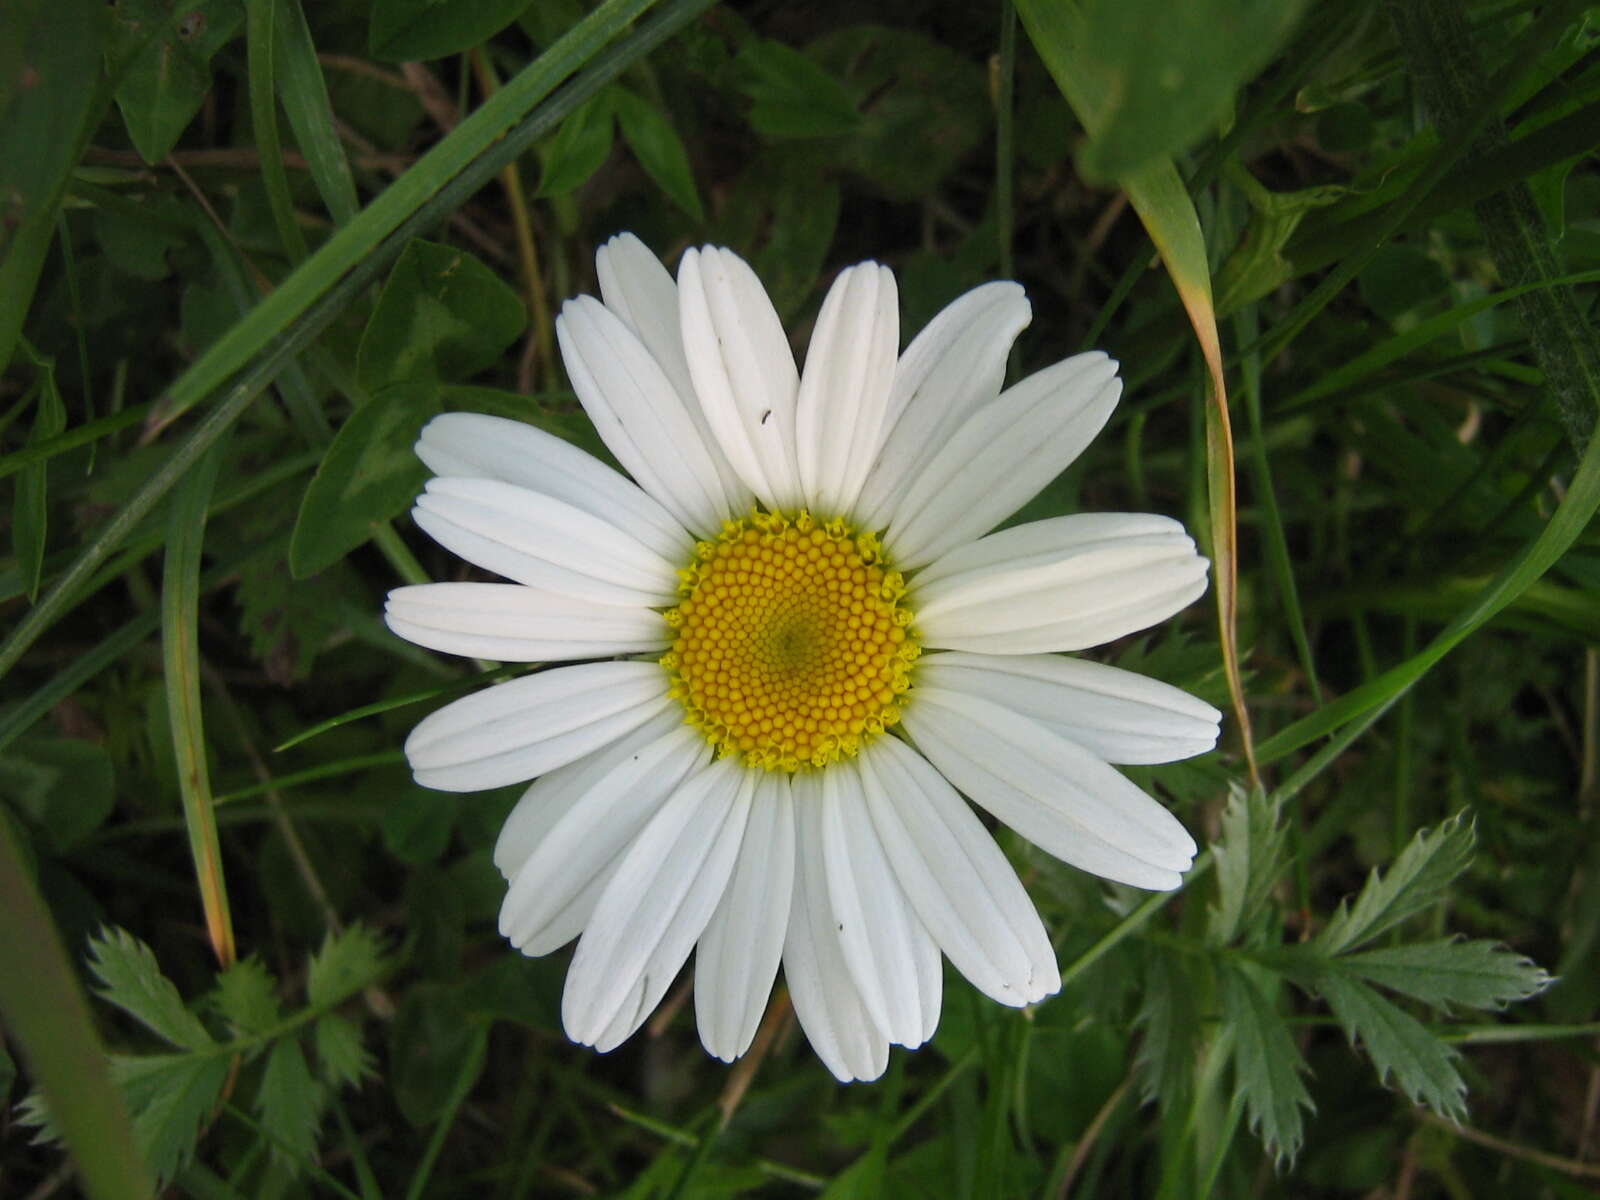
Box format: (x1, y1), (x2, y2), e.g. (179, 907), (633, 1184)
(735, 38), (860, 139)
(811, 26), (987, 202)
(113, 1052), (232, 1184)
(1071, 0), (1308, 180)
(1340, 939), (1552, 1012)
(1017, 0), (1257, 784)
(1218, 966), (1313, 1164)
(109, 0), (246, 164)
(313, 1013), (374, 1090)
(212, 958), (282, 1036)
(307, 924), (387, 1009)
(255, 1039), (322, 1168)
(356, 239), (527, 392)
(369, 0), (532, 61)
(1208, 782), (1287, 945)
(0, 735), (115, 852)
(0, 0), (110, 376)
(389, 981), (488, 1127)
(613, 88), (703, 220)
(1320, 973), (1466, 1121)
(89, 928), (214, 1052)
(288, 379), (440, 579)
(381, 788), (460, 865)
(1316, 816), (1476, 956)
(536, 90), (617, 198)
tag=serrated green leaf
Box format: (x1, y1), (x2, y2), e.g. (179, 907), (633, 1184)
(112, 1052), (231, 1184)
(1340, 938), (1552, 1012)
(307, 925), (386, 1010)
(1209, 781), (1287, 945)
(313, 1013), (374, 1089)
(89, 928), (214, 1051)
(288, 379), (438, 579)
(369, 0), (531, 61)
(1133, 947), (1196, 1108)
(109, 0), (246, 164)
(255, 1038), (322, 1169)
(212, 958), (282, 1036)
(15, 1086), (57, 1142)
(536, 90), (616, 198)
(1320, 973), (1467, 1121)
(1218, 966), (1313, 1164)
(613, 88), (703, 220)
(1316, 815), (1476, 956)
(356, 239), (527, 392)
(735, 38), (860, 139)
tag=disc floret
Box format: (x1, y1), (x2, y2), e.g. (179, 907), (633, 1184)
(662, 509), (918, 771)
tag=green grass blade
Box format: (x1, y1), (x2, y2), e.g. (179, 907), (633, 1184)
(247, 0), (310, 264)
(1262, 420), (1600, 766)
(0, 819), (154, 1199)
(0, 0), (715, 686)
(161, 441), (235, 967)
(274, 0), (361, 226)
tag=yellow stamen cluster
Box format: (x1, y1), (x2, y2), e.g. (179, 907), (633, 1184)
(662, 510), (918, 771)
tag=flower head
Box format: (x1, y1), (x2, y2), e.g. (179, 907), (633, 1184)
(385, 234), (1219, 1081)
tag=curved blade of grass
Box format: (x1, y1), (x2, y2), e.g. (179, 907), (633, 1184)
(0, 402), (151, 483)
(273, 0), (360, 226)
(247, 0), (310, 264)
(0, 0), (714, 685)
(1262, 417), (1600, 769)
(273, 668), (522, 752)
(145, 0), (665, 438)
(1282, 267), (1600, 413)
(162, 440), (235, 968)
(0, 819), (154, 1199)
(1015, 0), (1258, 785)
(0, 1), (110, 375)
(0, 535), (284, 757)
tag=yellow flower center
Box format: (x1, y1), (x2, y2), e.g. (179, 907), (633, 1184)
(661, 510), (918, 772)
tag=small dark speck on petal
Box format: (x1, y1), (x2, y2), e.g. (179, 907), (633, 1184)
(761, 409), (772, 425)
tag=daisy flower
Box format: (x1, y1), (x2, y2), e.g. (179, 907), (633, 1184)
(385, 234), (1219, 1082)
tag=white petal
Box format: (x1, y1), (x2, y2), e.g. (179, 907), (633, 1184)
(412, 477), (679, 607)
(695, 773), (796, 1061)
(557, 295), (746, 538)
(404, 662), (670, 792)
(855, 282), (1032, 532)
(498, 717), (706, 955)
(414, 412), (690, 561)
(562, 758), (754, 1049)
(901, 687), (1197, 890)
(884, 354), (1121, 569)
(783, 772), (889, 1083)
(915, 652), (1221, 765)
(385, 582), (668, 662)
(795, 263), (898, 516)
(857, 735), (1059, 1006)
(678, 246), (802, 512)
(819, 764), (940, 1049)
(913, 514), (1210, 655)
(594, 235), (754, 527)
(492, 708), (684, 881)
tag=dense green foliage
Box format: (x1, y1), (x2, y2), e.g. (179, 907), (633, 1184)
(2, 0), (1598, 1195)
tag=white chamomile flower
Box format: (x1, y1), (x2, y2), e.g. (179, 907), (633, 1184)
(385, 234), (1219, 1082)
